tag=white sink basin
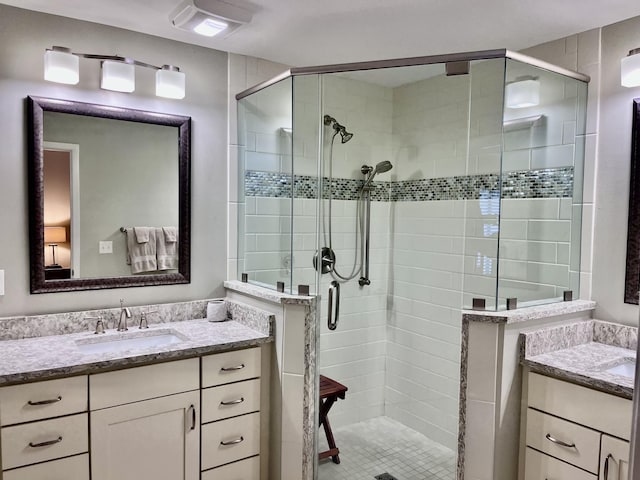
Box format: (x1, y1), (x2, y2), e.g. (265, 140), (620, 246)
(603, 358), (636, 379)
(76, 331), (185, 355)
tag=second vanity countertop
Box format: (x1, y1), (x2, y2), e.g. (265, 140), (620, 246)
(0, 318), (272, 387)
(520, 319), (637, 399)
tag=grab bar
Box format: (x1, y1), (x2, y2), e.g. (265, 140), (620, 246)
(328, 280), (340, 331)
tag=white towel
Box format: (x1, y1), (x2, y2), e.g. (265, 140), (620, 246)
(156, 227), (178, 270)
(126, 228), (157, 273)
(134, 227), (152, 243)
(162, 227), (177, 243)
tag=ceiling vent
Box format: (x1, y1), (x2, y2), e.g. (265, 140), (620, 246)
(170, 0), (252, 38)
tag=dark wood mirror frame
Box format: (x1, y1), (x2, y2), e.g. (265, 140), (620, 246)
(27, 96), (191, 293)
(624, 98), (640, 304)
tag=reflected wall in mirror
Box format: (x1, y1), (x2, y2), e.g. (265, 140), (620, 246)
(28, 96), (191, 293)
(625, 97), (640, 304)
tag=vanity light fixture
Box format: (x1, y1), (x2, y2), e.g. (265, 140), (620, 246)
(170, 0), (252, 38)
(101, 60), (135, 93)
(44, 47), (79, 84)
(505, 76), (540, 108)
(621, 48), (640, 88)
(44, 47), (186, 99)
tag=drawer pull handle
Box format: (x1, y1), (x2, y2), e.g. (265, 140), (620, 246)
(604, 453), (614, 479)
(220, 436), (244, 446)
(221, 364), (245, 372)
(29, 436), (63, 448)
(545, 433), (576, 448)
(220, 397), (245, 406)
(27, 396), (62, 406)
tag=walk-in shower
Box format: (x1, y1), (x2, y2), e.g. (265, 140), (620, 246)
(236, 49), (588, 480)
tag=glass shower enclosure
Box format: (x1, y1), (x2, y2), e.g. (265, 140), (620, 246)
(236, 50), (588, 480)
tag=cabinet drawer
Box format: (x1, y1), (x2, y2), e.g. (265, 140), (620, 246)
(0, 376), (87, 426)
(526, 408), (600, 473)
(524, 447), (595, 480)
(1, 413), (88, 470)
(202, 412), (260, 470)
(90, 358), (199, 410)
(202, 348), (261, 388)
(201, 455), (260, 480)
(528, 372), (632, 440)
(202, 378), (261, 423)
(3, 453), (89, 480)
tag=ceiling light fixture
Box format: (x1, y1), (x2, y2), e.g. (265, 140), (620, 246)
(170, 0), (252, 38)
(505, 76), (540, 109)
(43, 46), (186, 99)
(621, 48), (640, 88)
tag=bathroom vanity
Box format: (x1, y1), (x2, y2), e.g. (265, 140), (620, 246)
(0, 300), (273, 480)
(519, 320), (636, 480)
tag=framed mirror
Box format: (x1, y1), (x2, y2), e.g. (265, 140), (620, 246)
(625, 98), (640, 304)
(28, 96), (191, 293)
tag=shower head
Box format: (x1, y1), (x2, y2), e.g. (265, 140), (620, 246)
(374, 160), (392, 174)
(362, 161), (393, 187)
(337, 126), (354, 143)
(324, 114), (354, 143)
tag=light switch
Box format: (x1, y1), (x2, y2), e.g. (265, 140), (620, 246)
(99, 241), (113, 254)
(0, 270), (4, 295)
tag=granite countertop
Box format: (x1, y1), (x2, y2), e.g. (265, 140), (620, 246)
(225, 280), (316, 305)
(0, 319), (272, 386)
(520, 320), (637, 399)
(463, 299), (596, 324)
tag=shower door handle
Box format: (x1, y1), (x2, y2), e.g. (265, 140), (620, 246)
(327, 281), (340, 331)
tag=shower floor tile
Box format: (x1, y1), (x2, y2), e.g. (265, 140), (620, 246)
(318, 416), (456, 480)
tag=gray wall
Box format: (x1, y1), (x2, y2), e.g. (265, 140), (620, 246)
(0, 4), (228, 316)
(592, 16), (640, 324)
(522, 16), (640, 325)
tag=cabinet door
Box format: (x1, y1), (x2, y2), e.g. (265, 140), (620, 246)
(91, 390), (199, 480)
(600, 435), (629, 480)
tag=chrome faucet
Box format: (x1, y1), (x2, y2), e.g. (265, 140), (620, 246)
(117, 299), (131, 332)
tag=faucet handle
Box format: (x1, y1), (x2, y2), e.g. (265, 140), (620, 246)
(139, 310), (158, 329)
(86, 316), (105, 334)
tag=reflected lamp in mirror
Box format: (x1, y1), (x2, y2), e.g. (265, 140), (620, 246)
(622, 48), (640, 88)
(44, 47), (186, 99)
(44, 226), (66, 268)
(506, 76), (540, 108)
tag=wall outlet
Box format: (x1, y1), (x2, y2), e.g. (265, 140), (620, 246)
(0, 269), (4, 295)
(99, 241), (113, 254)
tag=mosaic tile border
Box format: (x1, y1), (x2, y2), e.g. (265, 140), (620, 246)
(245, 167), (574, 202)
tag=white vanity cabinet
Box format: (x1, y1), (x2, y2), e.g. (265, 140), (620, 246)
(201, 347), (262, 479)
(0, 346), (265, 480)
(0, 376), (90, 480)
(522, 372), (632, 480)
(89, 358), (200, 480)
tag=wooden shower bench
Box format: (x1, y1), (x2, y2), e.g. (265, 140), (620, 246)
(319, 375), (348, 464)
